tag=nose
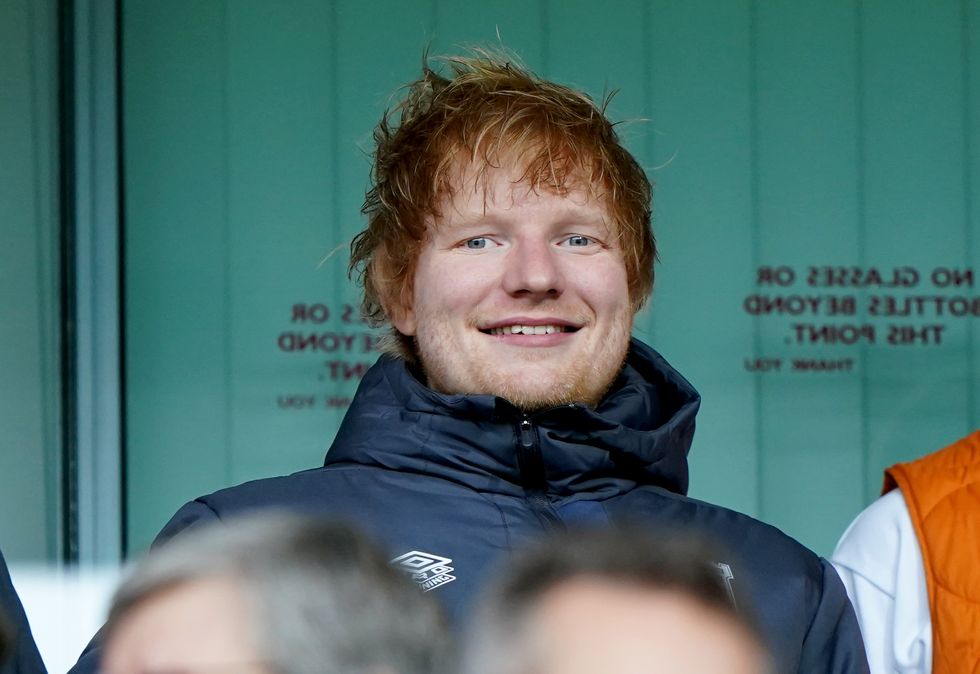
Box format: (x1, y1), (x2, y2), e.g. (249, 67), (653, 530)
(501, 236), (564, 298)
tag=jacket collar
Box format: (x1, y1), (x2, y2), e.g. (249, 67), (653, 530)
(325, 338), (700, 498)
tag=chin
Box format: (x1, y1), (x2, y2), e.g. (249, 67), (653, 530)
(494, 385), (580, 412)
(481, 366), (618, 412)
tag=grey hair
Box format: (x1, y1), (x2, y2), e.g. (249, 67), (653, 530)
(461, 527), (771, 674)
(107, 513), (452, 674)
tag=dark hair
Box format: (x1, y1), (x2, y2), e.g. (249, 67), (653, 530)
(350, 50), (655, 359)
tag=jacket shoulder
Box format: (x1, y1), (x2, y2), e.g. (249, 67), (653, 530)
(155, 466), (358, 543)
(614, 486), (823, 572)
(609, 487), (868, 673)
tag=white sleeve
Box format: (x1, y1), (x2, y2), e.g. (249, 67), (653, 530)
(831, 490), (931, 674)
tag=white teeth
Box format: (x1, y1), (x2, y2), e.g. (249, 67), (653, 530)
(488, 324), (566, 335)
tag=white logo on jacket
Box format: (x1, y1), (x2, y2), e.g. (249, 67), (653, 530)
(391, 550), (457, 592)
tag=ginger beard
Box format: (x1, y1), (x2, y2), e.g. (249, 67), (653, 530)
(414, 308), (632, 410)
(393, 166), (635, 411)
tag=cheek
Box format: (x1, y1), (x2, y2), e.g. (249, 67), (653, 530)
(414, 258), (497, 317)
(580, 261), (631, 312)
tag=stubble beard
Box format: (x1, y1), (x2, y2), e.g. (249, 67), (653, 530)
(415, 311), (633, 412)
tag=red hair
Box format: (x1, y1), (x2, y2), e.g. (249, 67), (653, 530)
(350, 52), (655, 357)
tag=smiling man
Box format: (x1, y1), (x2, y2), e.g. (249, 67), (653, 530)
(392, 164), (633, 409)
(71, 53), (868, 674)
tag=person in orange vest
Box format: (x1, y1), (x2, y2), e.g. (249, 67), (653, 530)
(832, 429), (980, 674)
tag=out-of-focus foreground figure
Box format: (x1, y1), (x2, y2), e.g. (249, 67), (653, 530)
(0, 549), (45, 674)
(101, 514), (452, 674)
(463, 528), (771, 674)
(832, 429), (980, 674)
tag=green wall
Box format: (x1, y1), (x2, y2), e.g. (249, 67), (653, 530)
(122, 0), (980, 556)
(0, 0), (62, 562)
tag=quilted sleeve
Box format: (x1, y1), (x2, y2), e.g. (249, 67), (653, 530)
(797, 557), (871, 674)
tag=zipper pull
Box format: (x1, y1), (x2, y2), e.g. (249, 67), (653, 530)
(519, 418), (534, 448)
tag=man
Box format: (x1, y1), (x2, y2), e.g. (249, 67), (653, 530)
(462, 527), (772, 674)
(73, 53), (867, 672)
(832, 429), (980, 674)
(101, 513), (451, 674)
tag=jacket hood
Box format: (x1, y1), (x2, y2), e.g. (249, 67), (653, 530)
(325, 338), (700, 498)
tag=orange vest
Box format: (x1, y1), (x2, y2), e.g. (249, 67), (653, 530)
(883, 430), (980, 674)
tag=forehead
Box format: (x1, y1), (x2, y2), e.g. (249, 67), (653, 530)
(433, 157), (613, 228)
(529, 579), (766, 674)
(104, 577), (261, 674)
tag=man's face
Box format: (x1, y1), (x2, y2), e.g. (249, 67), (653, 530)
(526, 578), (769, 674)
(391, 163), (633, 409)
(102, 576), (269, 674)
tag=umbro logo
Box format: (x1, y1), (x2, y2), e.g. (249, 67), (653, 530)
(391, 550), (457, 592)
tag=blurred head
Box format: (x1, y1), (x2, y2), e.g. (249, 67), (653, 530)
(462, 528), (771, 674)
(350, 52), (654, 409)
(102, 514), (451, 674)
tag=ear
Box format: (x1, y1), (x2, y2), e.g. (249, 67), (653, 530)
(386, 288), (417, 337)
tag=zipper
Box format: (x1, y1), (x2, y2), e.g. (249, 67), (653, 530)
(516, 417), (565, 531)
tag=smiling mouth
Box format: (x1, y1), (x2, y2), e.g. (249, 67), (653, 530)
(480, 324), (579, 336)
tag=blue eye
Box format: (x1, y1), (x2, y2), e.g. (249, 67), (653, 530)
(465, 238), (489, 250)
(566, 235), (592, 247)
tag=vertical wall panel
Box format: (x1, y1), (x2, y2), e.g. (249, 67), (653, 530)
(544, 0), (646, 120)
(860, 0), (972, 498)
(330, 0), (434, 430)
(0, 0), (61, 562)
(224, 1), (338, 484)
(966, 0), (980, 428)
(334, 0), (435, 243)
(645, 0), (759, 517)
(124, 0), (231, 553)
(752, 2), (865, 553)
(432, 0), (543, 63)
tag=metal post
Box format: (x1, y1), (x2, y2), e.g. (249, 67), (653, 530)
(69, 0), (122, 566)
